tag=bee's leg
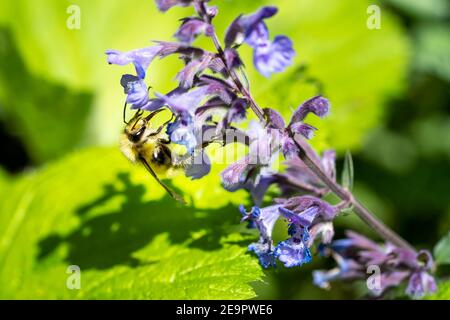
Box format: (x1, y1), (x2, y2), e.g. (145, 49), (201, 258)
(148, 113), (175, 137)
(157, 138), (171, 145)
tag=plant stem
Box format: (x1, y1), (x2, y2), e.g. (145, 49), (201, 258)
(200, 6), (416, 252)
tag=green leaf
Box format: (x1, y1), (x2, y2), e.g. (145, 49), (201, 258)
(341, 151), (354, 191)
(415, 24), (450, 82)
(384, 0), (450, 20)
(434, 231), (450, 265)
(0, 28), (92, 163)
(0, 147), (262, 299)
(427, 281), (450, 300)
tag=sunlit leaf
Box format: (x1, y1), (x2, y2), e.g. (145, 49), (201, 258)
(0, 147), (262, 299)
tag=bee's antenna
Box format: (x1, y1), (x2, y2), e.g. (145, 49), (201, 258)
(123, 101), (129, 124)
(144, 108), (165, 122)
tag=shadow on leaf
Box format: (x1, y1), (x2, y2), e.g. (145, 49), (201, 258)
(38, 172), (246, 270)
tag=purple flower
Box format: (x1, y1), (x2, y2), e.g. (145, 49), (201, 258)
(156, 84), (223, 115)
(278, 195), (339, 222)
(262, 96), (330, 159)
(240, 205), (281, 241)
(248, 242), (276, 268)
(220, 121), (281, 204)
(406, 270), (437, 299)
(279, 150), (336, 196)
(120, 74), (152, 110)
(154, 0), (195, 12)
(253, 36), (295, 78)
(290, 96), (330, 124)
(166, 116), (198, 153)
(225, 6), (278, 48)
(176, 53), (213, 88)
(183, 149), (211, 179)
(106, 46), (162, 79)
(240, 205), (282, 268)
(175, 18), (214, 45)
(225, 6), (294, 77)
(315, 231), (437, 298)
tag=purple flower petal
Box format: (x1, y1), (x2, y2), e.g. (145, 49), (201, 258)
(281, 195), (339, 221)
(224, 48), (243, 70)
(247, 121), (280, 165)
(253, 36), (295, 78)
(289, 122), (317, 139)
(280, 134), (299, 160)
(406, 271), (437, 299)
(263, 108), (285, 129)
(166, 116), (197, 153)
(156, 84), (221, 114)
(225, 6), (278, 47)
(279, 207), (319, 228)
(184, 150), (211, 179)
(240, 204), (282, 242)
(248, 242), (276, 268)
(321, 150), (336, 181)
(106, 46), (162, 79)
(154, 0), (193, 12)
(274, 229), (312, 268)
(175, 18), (214, 44)
(290, 96), (330, 124)
(176, 53), (213, 88)
(221, 155), (253, 190)
(119, 75), (152, 110)
(308, 222), (335, 246)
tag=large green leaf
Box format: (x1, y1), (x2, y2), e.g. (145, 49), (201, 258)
(0, 28), (92, 163)
(0, 0), (410, 156)
(0, 147), (262, 299)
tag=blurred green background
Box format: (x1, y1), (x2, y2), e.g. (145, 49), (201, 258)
(0, 0), (448, 299)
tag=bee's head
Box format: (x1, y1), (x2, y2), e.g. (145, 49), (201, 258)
(125, 115), (147, 143)
(124, 109), (166, 143)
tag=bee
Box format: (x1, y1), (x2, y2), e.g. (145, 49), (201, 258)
(120, 108), (187, 204)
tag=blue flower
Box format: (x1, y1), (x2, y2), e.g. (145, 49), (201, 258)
(120, 74), (152, 110)
(248, 242), (277, 268)
(240, 205), (282, 268)
(240, 205), (281, 241)
(166, 115), (198, 153)
(274, 225), (312, 267)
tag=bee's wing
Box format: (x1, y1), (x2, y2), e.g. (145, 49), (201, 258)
(139, 156), (187, 205)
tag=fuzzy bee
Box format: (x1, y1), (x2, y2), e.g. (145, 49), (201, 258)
(120, 108), (187, 204)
